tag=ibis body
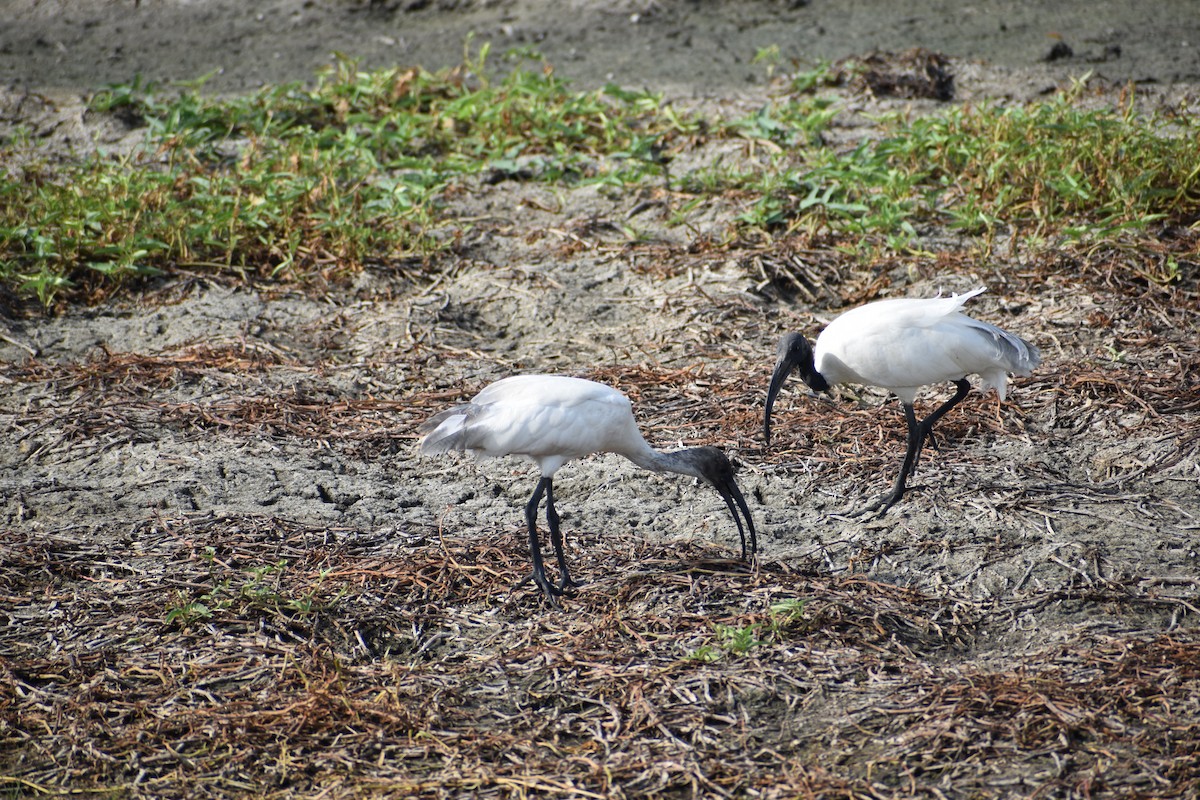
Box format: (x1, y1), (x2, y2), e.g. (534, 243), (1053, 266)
(420, 375), (756, 605)
(764, 287), (1040, 511)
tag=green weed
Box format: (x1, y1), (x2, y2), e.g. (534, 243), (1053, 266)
(723, 80), (1199, 251)
(164, 557), (341, 629)
(686, 598), (809, 662)
(0, 46), (700, 305)
(4, 50), (1197, 307)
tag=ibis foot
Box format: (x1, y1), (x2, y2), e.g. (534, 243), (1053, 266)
(513, 571), (581, 607)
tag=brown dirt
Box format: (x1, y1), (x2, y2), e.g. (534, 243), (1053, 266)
(2, 2), (1199, 798)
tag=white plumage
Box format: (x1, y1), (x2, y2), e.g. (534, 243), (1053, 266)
(764, 287), (1040, 511)
(421, 375), (756, 605)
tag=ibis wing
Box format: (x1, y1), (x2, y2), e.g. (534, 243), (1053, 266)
(961, 318), (1041, 375)
(418, 404), (479, 455)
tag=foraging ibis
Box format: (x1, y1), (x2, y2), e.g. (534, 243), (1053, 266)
(764, 287), (1040, 512)
(419, 375), (757, 605)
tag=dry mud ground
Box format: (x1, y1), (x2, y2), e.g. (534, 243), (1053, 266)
(2, 1), (1200, 798)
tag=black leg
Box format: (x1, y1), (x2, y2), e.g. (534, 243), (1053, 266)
(861, 402), (923, 514)
(863, 379), (972, 515)
(521, 477), (561, 607)
(915, 379), (971, 462)
(544, 480), (583, 593)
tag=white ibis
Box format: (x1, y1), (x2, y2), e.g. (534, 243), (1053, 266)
(764, 287), (1040, 512)
(419, 374), (757, 605)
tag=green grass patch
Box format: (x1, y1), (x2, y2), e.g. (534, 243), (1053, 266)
(687, 597), (809, 662)
(3, 50), (1197, 307)
(164, 550), (345, 629)
(728, 77), (1200, 251)
(0, 45), (699, 305)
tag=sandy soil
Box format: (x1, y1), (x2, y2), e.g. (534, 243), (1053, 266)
(4, 0), (1200, 95)
(2, 1), (1199, 798)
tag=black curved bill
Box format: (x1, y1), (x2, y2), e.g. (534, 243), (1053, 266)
(714, 476), (757, 561)
(763, 354), (794, 446)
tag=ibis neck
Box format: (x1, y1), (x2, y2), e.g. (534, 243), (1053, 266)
(623, 442), (703, 479)
(805, 367), (830, 393)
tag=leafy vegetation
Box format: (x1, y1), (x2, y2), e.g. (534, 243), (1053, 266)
(164, 551), (342, 629)
(727, 72), (1200, 251)
(0, 45), (696, 304)
(688, 597), (809, 662)
(2, 50), (1197, 306)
